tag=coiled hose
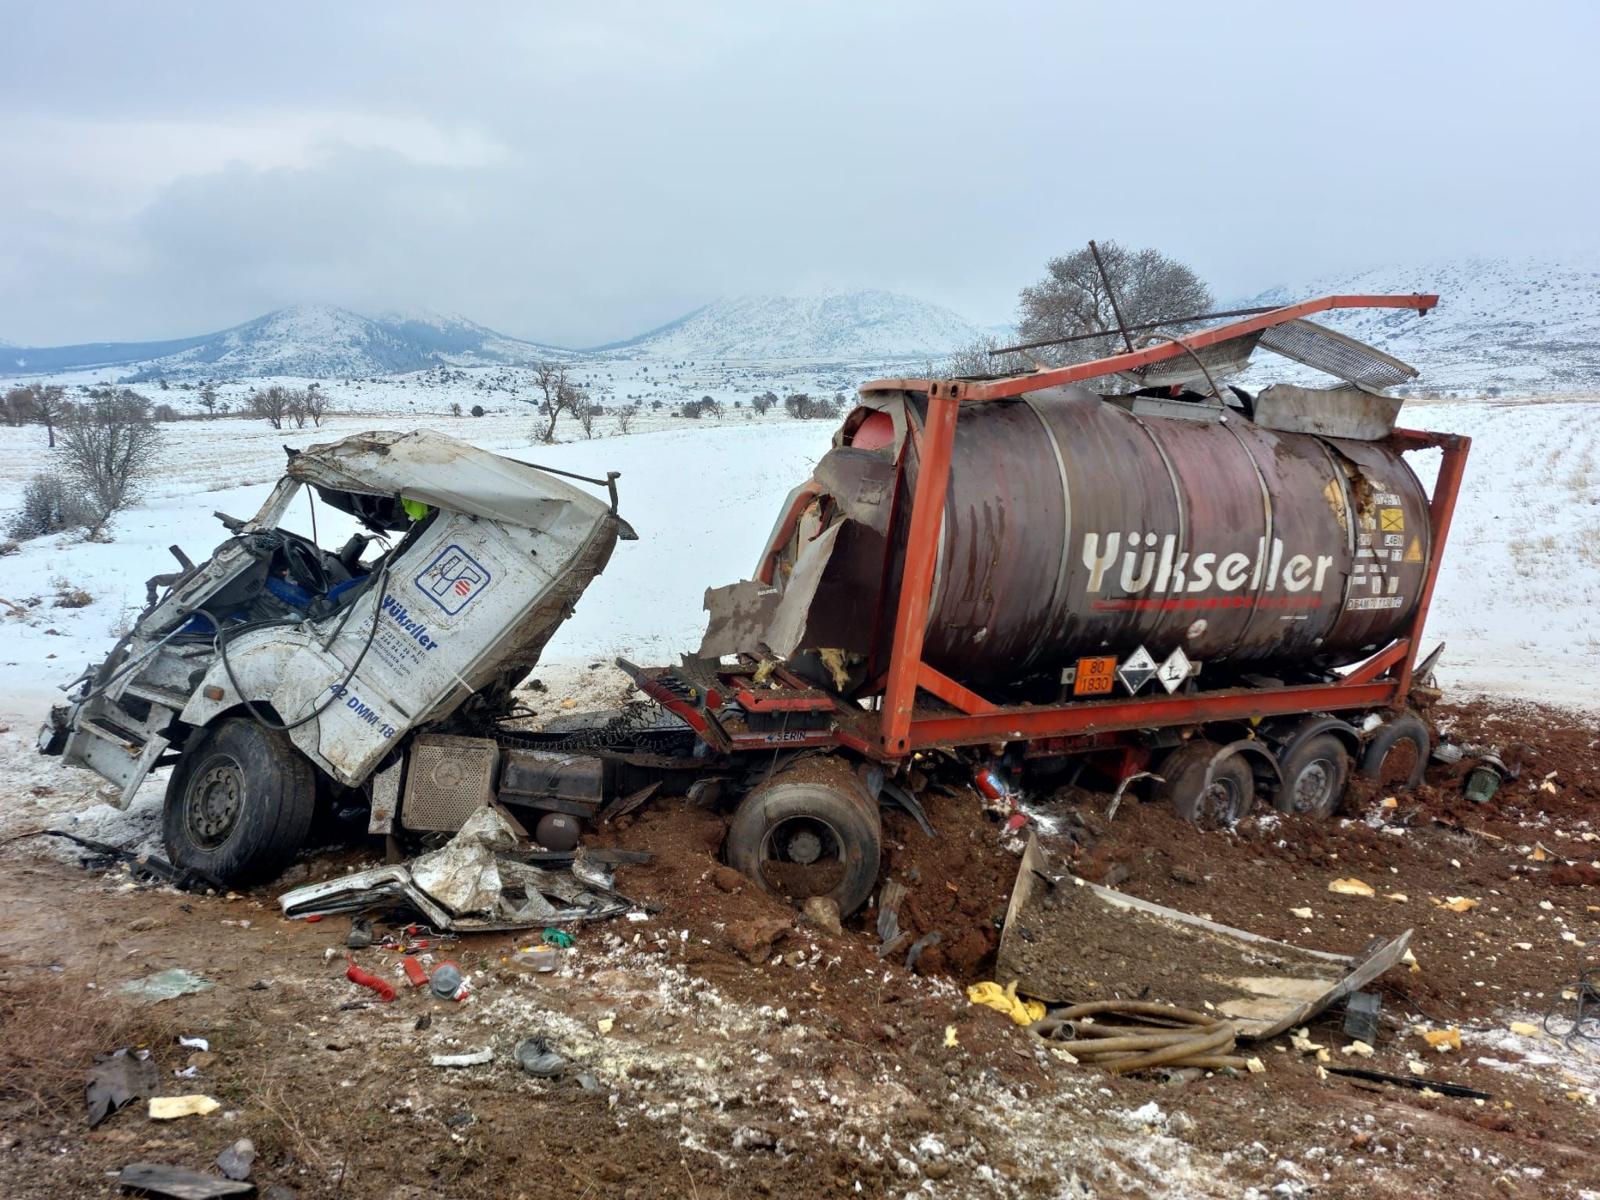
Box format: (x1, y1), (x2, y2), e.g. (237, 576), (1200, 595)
(1030, 1000), (1248, 1075)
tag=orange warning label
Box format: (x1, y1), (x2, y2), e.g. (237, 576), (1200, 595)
(1073, 655), (1118, 696)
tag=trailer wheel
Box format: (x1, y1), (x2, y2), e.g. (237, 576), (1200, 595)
(162, 718), (317, 886)
(1157, 741), (1254, 828)
(1358, 713), (1430, 791)
(1275, 733), (1352, 819)
(725, 757), (881, 917)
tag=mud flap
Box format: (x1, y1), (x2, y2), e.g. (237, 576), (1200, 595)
(995, 836), (1412, 1040)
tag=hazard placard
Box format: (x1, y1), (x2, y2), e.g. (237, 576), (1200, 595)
(1117, 646), (1158, 696)
(1404, 536), (1423, 563)
(1380, 507), (1405, 532)
(1072, 655), (1117, 696)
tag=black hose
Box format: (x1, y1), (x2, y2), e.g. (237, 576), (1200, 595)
(206, 558), (393, 734)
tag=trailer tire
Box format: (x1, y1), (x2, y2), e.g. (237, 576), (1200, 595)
(1275, 733), (1352, 819)
(1157, 741), (1254, 828)
(1358, 713), (1430, 792)
(162, 718), (317, 886)
(726, 758), (881, 917)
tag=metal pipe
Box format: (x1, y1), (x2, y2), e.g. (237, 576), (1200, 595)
(1088, 240), (1136, 355)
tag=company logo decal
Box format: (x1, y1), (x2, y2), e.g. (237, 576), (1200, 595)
(415, 544), (491, 615)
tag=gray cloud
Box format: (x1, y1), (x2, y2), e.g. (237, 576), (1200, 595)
(1, 0), (1596, 345)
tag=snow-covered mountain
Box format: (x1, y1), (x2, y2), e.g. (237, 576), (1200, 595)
(0, 306), (566, 382)
(595, 290), (983, 361)
(121, 306), (573, 381)
(1244, 255), (1600, 394)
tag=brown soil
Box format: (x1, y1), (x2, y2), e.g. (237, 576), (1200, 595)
(2, 696), (1599, 1198)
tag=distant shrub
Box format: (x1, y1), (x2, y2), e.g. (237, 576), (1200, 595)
(470, 404), (485, 417)
(60, 392), (161, 525)
(6, 472), (92, 540)
(680, 396), (721, 420)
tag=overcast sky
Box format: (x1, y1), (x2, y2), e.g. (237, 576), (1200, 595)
(2, 1), (1596, 347)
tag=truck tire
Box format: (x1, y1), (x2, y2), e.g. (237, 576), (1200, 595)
(1157, 741), (1254, 828)
(162, 718), (317, 886)
(1358, 713), (1430, 791)
(725, 757), (881, 917)
(1275, 733), (1352, 819)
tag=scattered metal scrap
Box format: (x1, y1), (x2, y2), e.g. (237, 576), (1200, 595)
(997, 837), (1412, 1041)
(279, 803), (639, 931)
(86, 1049), (158, 1128)
(36, 829), (225, 893)
(116, 1163), (253, 1199)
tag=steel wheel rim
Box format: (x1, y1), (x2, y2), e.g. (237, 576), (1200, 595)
(1292, 758), (1335, 814)
(187, 756), (244, 849)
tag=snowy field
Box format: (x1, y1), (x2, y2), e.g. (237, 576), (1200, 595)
(2, 387), (1598, 739)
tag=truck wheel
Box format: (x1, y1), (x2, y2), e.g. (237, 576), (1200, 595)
(1275, 733), (1351, 819)
(162, 718), (316, 886)
(1358, 713), (1430, 791)
(725, 757), (881, 917)
(1157, 741), (1254, 828)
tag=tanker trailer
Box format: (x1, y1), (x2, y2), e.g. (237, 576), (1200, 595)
(656, 294), (1470, 915)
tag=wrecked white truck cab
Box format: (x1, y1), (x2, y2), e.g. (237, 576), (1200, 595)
(39, 429), (633, 884)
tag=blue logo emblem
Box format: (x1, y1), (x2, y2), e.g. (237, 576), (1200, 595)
(415, 544), (491, 615)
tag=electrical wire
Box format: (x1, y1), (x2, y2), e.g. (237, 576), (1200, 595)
(207, 557), (393, 734)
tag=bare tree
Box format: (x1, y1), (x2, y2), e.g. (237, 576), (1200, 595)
(249, 386), (290, 430)
(1, 386), (35, 427)
(1017, 241), (1212, 372)
(529, 360), (582, 443)
(34, 385), (68, 446)
(614, 405), (635, 435)
(577, 403), (601, 439)
(936, 336), (1036, 380)
(197, 384), (219, 415)
(303, 384), (331, 426)
(58, 390), (161, 525)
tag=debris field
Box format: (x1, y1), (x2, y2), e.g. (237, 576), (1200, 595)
(2, 697), (1598, 1199)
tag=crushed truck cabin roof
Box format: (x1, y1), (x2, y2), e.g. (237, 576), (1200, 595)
(286, 428), (620, 531)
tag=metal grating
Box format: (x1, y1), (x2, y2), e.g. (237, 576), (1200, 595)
(401, 734), (500, 832)
(1257, 318), (1417, 389)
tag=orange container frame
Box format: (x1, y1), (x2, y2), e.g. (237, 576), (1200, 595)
(857, 294), (1471, 757)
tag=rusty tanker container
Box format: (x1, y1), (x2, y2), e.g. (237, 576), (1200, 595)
(746, 386), (1433, 690)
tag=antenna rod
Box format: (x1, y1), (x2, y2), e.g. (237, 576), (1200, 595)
(1088, 239), (1136, 355)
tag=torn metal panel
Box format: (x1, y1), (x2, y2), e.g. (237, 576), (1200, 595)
(811, 447), (897, 532)
(367, 755), (403, 836)
(409, 838), (502, 915)
(407, 804), (526, 914)
(996, 838), (1412, 1040)
(764, 519), (884, 659)
(698, 580), (780, 658)
(280, 804), (634, 931)
(764, 521), (845, 659)
(1252, 383), (1405, 441)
